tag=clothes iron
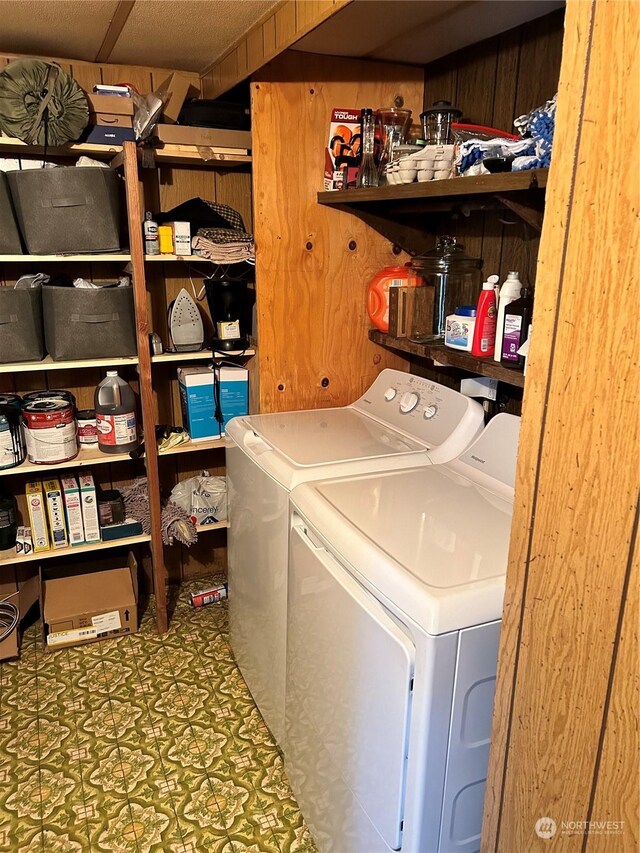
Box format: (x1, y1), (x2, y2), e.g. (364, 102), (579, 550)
(168, 288), (204, 352)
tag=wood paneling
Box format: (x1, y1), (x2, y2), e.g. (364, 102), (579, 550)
(483, 2), (640, 850)
(201, 0), (352, 99)
(251, 51), (423, 413)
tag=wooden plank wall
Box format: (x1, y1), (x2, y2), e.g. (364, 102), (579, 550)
(251, 51), (424, 413)
(201, 0), (351, 99)
(0, 53), (251, 582)
(482, 1), (639, 850)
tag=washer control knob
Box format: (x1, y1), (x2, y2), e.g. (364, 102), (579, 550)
(424, 404), (438, 419)
(399, 391), (419, 413)
(384, 388), (397, 402)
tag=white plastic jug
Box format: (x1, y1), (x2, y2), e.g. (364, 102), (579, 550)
(95, 371), (138, 454)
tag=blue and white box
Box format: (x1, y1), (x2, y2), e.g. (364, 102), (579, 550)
(178, 365), (248, 440)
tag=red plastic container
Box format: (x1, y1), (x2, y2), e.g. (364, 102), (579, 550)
(367, 265), (423, 333)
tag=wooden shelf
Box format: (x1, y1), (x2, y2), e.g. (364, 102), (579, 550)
(0, 253), (131, 263)
(2, 355), (138, 374)
(0, 445), (135, 478)
(318, 170), (548, 206)
(158, 436), (225, 456)
(196, 520), (229, 533)
(0, 533), (151, 567)
(0, 136), (122, 159)
(369, 329), (525, 388)
(152, 146), (251, 168)
(151, 349), (255, 363)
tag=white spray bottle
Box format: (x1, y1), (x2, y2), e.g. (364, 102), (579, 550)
(494, 271), (522, 363)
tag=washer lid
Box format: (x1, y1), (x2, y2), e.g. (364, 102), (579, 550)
(246, 408), (427, 466)
(291, 464), (513, 634)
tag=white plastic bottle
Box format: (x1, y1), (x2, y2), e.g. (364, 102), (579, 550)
(143, 211), (159, 255)
(95, 371), (138, 454)
(494, 271), (522, 363)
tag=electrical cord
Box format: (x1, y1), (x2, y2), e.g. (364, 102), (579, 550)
(0, 600), (19, 642)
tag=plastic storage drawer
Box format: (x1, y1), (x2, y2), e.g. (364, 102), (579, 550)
(0, 172), (23, 254)
(8, 167), (122, 254)
(0, 287), (44, 363)
(42, 285), (136, 361)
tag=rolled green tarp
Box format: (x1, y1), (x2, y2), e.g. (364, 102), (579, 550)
(0, 59), (89, 146)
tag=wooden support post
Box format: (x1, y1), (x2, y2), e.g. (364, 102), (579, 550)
(122, 141), (168, 633)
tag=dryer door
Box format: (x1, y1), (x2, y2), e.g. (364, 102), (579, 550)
(287, 516), (415, 852)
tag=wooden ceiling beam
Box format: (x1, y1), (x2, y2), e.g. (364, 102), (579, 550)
(94, 0), (136, 64)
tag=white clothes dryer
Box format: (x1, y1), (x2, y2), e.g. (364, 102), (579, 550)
(225, 369), (484, 746)
(286, 413), (520, 853)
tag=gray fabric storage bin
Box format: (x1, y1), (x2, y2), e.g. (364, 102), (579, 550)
(42, 285), (136, 361)
(0, 172), (23, 254)
(8, 167), (121, 254)
(0, 287), (44, 363)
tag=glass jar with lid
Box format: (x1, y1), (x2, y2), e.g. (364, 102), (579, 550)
(410, 236), (483, 340)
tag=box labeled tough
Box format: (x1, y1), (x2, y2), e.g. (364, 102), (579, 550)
(43, 552), (139, 648)
(25, 481), (49, 552)
(60, 476), (85, 546)
(324, 108), (361, 191)
(78, 473), (100, 543)
(44, 479), (68, 550)
(178, 366), (248, 440)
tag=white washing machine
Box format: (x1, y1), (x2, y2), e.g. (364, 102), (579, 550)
(286, 413), (520, 853)
(225, 369), (484, 746)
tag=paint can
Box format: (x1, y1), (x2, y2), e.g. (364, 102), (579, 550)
(22, 389), (76, 408)
(0, 404), (26, 470)
(0, 394), (22, 409)
(76, 409), (98, 446)
(189, 583), (228, 608)
(21, 399), (78, 465)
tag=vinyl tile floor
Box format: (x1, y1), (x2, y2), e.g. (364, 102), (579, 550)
(0, 577), (318, 853)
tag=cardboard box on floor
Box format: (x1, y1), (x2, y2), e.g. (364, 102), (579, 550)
(0, 565), (40, 660)
(42, 552), (138, 649)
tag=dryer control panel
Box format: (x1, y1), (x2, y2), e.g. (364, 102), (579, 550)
(353, 368), (485, 462)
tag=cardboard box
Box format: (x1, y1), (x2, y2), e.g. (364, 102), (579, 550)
(78, 473), (100, 543)
(178, 366), (248, 440)
(43, 553), (139, 648)
(0, 565), (39, 660)
(172, 221), (191, 256)
(324, 108), (361, 191)
(85, 94), (134, 116)
(25, 480), (49, 552)
(157, 72), (199, 124)
(91, 113), (133, 128)
(61, 476), (85, 546)
(44, 479), (68, 550)
(155, 124), (251, 150)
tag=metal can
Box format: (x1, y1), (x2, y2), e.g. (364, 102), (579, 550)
(0, 404), (25, 470)
(21, 399), (78, 465)
(189, 583), (228, 608)
(77, 409), (99, 446)
(22, 389), (76, 408)
(0, 394), (22, 409)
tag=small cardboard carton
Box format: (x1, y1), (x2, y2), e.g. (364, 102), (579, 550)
(324, 108), (361, 191)
(178, 365), (248, 440)
(85, 94), (134, 116)
(78, 473), (100, 543)
(157, 72), (200, 124)
(44, 553), (138, 649)
(44, 478), (68, 550)
(25, 480), (49, 552)
(91, 113), (133, 128)
(60, 476), (85, 546)
(155, 124), (251, 150)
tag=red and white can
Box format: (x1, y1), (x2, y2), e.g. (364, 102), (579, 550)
(189, 584), (228, 608)
(21, 400), (78, 464)
(76, 409), (99, 446)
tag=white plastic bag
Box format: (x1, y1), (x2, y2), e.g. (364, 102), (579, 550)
(169, 472), (227, 525)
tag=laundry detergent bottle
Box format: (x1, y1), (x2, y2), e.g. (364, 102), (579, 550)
(471, 275), (498, 357)
(95, 371), (138, 454)
(494, 271), (522, 362)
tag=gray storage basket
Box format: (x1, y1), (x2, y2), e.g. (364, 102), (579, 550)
(0, 172), (23, 254)
(8, 167), (122, 254)
(0, 286), (45, 363)
(42, 285), (137, 361)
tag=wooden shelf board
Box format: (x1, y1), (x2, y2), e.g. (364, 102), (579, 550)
(318, 169), (548, 206)
(152, 146), (251, 168)
(369, 329), (525, 388)
(2, 355), (139, 374)
(158, 437), (225, 456)
(0, 253), (131, 263)
(0, 136), (122, 159)
(196, 520), (229, 533)
(0, 446), (136, 478)
(152, 349), (255, 363)
(0, 533), (151, 567)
